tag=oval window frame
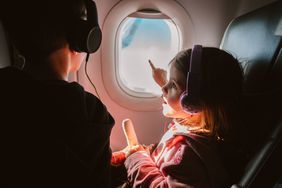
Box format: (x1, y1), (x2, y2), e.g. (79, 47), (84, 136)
(101, 0), (195, 111)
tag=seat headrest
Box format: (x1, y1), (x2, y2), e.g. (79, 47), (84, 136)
(221, 0), (282, 93)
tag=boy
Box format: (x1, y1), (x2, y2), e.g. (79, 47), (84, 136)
(0, 0), (114, 187)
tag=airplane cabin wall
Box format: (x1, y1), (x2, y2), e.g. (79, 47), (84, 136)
(78, 0), (277, 151)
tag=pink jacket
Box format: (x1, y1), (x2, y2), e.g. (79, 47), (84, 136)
(124, 122), (228, 188)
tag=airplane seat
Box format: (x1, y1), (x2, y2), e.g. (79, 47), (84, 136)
(0, 19), (25, 69)
(0, 21), (11, 68)
(220, 0), (282, 187)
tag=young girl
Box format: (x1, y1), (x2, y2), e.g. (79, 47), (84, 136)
(112, 46), (243, 188)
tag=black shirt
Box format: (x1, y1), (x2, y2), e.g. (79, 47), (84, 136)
(0, 67), (115, 187)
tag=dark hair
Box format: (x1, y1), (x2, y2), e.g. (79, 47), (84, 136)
(171, 47), (243, 138)
(0, 0), (86, 63)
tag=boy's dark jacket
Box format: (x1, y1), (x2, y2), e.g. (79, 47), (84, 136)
(0, 67), (114, 187)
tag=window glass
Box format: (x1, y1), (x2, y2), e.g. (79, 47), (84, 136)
(116, 15), (180, 96)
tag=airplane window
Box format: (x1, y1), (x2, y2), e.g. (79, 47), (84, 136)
(116, 11), (180, 97)
(101, 1), (193, 110)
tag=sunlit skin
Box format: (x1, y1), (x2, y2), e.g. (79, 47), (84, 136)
(150, 60), (204, 126)
(161, 62), (188, 119)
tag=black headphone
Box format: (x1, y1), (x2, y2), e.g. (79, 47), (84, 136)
(180, 45), (203, 113)
(67, 0), (102, 54)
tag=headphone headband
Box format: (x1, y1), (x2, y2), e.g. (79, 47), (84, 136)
(67, 0), (102, 53)
(180, 45), (203, 113)
(84, 0), (102, 53)
(187, 45), (202, 97)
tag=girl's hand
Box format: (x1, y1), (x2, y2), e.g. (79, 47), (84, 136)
(124, 144), (145, 157)
(149, 59), (167, 87)
(111, 150), (126, 166)
(111, 145), (146, 166)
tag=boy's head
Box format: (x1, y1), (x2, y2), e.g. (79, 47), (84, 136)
(0, 0), (101, 63)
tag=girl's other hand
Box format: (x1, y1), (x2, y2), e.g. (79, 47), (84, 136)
(111, 144), (146, 166)
(124, 144), (145, 157)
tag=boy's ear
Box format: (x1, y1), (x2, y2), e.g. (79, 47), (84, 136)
(70, 49), (78, 55)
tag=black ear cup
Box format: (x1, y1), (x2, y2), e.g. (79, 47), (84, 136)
(85, 26), (102, 53)
(180, 88), (202, 113)
(68, 0), (102, 53)
(180, 45), (203, 113)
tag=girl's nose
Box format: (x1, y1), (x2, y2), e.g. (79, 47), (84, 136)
(161, 85), (168, 95)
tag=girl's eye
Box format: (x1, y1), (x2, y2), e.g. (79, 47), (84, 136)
(169, 82), (177, 89)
